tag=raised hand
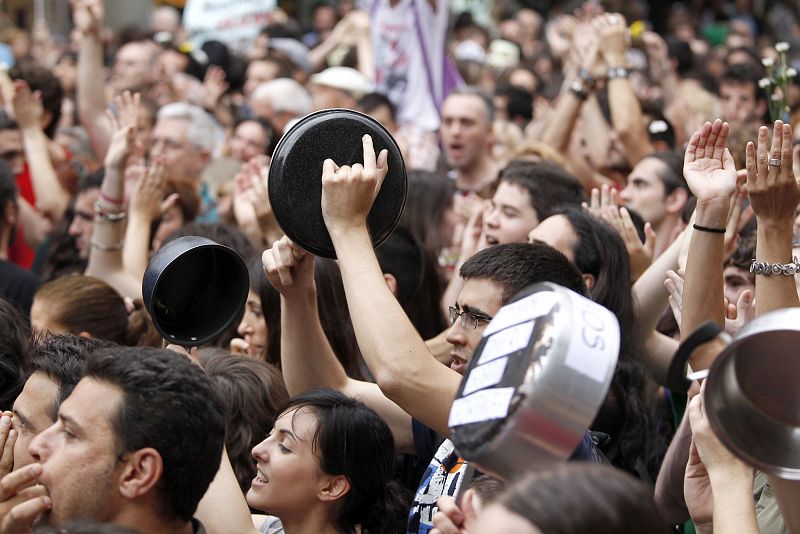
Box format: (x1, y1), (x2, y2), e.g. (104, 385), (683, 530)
(665, 269), (754, 336)
(725, 290), (754, 337)
(104, 91), (140, 171)
(233, 156), (272, 227)
(130, 157), (169, 223)
(686, 383), (753, 483)
(262, 235), (315, 295)
(202, 65), (229, 111)
(0, 464), (51, 534)
(745, 120), (800, 224)
(70, 0), (104, 37)
(684, 434), (714, 534)
(0, 413), (15, 479)
(683, 120), (738, 204)
(593, 12), (627, 67)
(10, 80), (43, 131)
(584, 185), (655, 280)
(321, 134), (389, 234)
(664, 269), (684, 328)
(431, 496), (468, 534)
(545, 14), (577, 60)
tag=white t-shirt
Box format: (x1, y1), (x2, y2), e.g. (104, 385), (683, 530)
(365, 0), (449, 131)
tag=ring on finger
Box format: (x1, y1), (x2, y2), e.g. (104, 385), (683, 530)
(768, 157), (781, 167)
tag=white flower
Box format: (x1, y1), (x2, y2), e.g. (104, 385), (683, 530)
(776, 42), (790, 53)
(759, 77), (771, 88)
(762, 57), (775, 67)
(788, 68), (797, 78)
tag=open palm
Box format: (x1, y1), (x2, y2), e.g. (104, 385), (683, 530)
(683, 120), (738, 202)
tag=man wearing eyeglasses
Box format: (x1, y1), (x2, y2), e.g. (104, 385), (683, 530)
(263, 135), (596, 534)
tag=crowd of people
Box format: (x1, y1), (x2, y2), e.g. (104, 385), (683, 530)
(0, 0), (799, 532)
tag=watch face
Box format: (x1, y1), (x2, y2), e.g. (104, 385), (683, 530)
(268, 109), (407, 259)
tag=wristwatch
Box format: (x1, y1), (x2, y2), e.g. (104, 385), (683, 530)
(607, 66), (630, 80)
(577, 68), (597, 90)
(569, 80), (589, 100)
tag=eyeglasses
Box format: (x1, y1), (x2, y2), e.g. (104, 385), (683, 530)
(449, 306), (493, 330)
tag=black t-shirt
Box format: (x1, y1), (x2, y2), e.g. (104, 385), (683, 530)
(0, 260), (40, 316)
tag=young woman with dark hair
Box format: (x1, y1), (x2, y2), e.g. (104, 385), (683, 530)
(248, 389), (407, 534)
(530, 206), (668, 480)
(198, 389), (408, 534)
(235, 256), (364, 379)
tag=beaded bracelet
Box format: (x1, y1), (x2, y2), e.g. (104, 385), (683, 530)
(750, 257), (800, 276)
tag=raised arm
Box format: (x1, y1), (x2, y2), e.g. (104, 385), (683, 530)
(594, 13), (654, 167)
(196, 448), (260, 534)
(73, 0), (113, 160)
(680, 120), (737, 369)
(321, 135), (462, 437)
(84, 92), (142, 299)
(308, 12), (371, 77)
(745, 121), (800, 315)
(12, 80), (69, 222)
(685, 387), (758, 534)
(123, 158), (170, 282)
(540, 31), (599, 155)
(263, 236), (415, 452)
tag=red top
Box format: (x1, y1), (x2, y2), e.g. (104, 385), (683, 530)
(9, 163), (35, 269)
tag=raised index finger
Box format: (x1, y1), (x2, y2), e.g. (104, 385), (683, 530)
(362, 134), (376, 172)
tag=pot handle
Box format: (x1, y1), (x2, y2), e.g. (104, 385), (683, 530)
(666, 320), (729, 393)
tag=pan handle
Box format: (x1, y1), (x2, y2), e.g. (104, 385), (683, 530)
(666, 320), (729, 393)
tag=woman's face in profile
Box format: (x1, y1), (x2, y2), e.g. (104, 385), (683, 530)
(246, 407), (342, 515)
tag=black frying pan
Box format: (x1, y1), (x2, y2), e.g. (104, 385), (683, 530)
(142, 236), (249, 346)
(268, 108), (407, 258)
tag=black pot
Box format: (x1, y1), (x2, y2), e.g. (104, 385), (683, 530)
(268, 108), (407, 258)
(142, 236), (249, 346)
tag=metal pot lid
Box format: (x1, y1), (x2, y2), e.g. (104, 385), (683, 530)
(268, 108), (407, 259)
(449, 283), (619, 480)
(705, 307), (800, 479)
(142, 236), (249, 346)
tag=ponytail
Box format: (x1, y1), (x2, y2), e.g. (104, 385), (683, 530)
(124, 299), (162, 347)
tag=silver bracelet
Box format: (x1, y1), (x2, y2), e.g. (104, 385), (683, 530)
(749, 257), (800, 276)
(94, 200), (127, 222)
(90, 240), (125, 251)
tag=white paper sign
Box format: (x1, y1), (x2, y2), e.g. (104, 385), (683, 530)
(478, 321), (534, 364)
(562, 290), (620, 383)
(448, 387), (516, 427)
(483, 291), (559, 336)
(462, 356), (509, 395)
(183, 0), (277, 53)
